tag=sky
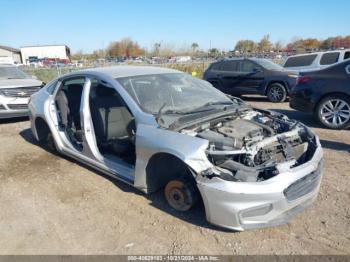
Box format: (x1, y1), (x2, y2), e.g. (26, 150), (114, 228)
(0, 0), (349, 53)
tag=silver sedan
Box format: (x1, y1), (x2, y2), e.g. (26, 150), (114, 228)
(28, 66), (323, 231)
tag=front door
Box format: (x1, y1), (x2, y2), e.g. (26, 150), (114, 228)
(234, 60), (265, 94)
(82, 77), (136, 184)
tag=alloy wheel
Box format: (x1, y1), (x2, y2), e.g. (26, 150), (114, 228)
(268, 84), (286, 102)
(320, 99), (350, 127)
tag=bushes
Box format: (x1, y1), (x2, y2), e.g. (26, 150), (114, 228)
(24, 68), (72, 83)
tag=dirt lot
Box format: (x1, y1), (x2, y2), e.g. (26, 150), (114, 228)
(0, 96), (349, 255)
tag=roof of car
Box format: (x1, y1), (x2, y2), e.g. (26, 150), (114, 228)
(82, 66), (181, 78)
(286, 49), (350, 58)
(215, 57), (263, 62)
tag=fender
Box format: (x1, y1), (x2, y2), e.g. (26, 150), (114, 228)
(133, 123), (212, 191)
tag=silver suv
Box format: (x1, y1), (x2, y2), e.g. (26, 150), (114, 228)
(283, 49), (350, 72)
(0, 64), (43, 118)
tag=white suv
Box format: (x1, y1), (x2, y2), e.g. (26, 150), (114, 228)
(283, 49), (350, 72)
(0, 64), (43, 118)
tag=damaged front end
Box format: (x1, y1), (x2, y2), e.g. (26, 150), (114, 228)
(177, 108), (322, 230)
(180, 109), (318, 183)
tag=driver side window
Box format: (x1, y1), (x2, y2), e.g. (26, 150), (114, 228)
(240, 61), (256, 73)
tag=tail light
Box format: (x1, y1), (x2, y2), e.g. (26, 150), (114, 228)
(297, 76), (311, 85)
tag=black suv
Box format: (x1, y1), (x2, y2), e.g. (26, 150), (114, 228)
(204, 58), (298, 102)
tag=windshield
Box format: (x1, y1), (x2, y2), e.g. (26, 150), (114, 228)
(254, 59), (284, 71)
(0, 66), (29, 80)
(117, 73), (234, 114)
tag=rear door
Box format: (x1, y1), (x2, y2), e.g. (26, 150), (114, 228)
(215, 60), (241, 95)
(49, 76), (90, 154)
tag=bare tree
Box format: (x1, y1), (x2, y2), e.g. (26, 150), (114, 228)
(153, 43), (161, 56)
(258, 34), (273, 52)
(274, 40), (284, 52)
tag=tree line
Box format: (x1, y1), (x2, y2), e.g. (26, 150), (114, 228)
(71, 35), (350, 61)
(235, 35), (350, 53)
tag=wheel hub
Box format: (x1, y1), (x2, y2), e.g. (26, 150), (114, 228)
(321, 99), (350, 126)
(270, 86), (283, 101)
(164, 180), (194, 212)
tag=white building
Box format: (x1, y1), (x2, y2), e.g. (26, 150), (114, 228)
(20, 45), (71, 64)
(0, 45), (22, 64)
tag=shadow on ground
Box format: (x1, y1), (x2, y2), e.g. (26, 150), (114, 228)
(19, 128), (228, 232)
(320, 139), (350, 152)
(241, 95), (271, 103)
(0, 116), (29, 124)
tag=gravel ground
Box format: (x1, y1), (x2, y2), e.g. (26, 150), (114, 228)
(0, 96), (349, 255)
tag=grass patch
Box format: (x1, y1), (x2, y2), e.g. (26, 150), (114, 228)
(23, 62), (211, 83)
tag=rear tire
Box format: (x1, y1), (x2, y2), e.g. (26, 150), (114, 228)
(315, 94), (350, 129)
(164, 178), (198, 212)
(46, 132), (58, 152)
(38, 130), (57, 153)
(267, 83), (287, 103)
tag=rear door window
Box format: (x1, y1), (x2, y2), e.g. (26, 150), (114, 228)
(320, 52), (340, 65)
(344, 51), (350, 60)
(284, 54), (317, 67)
(220, 61), (239, 72)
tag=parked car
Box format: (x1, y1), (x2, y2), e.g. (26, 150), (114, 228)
(29, 66), (323, 231)
(290, 59), (350, 129)
(283, 49), (350, 72)
(203, 58), (298, 102)
(0, 64), (43, 118)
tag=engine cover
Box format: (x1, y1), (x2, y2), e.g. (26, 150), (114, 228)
(217, 119), (264, 140)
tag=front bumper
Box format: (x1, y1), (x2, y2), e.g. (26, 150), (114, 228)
(197, 138), (323, 231)
(0, 96), (29, 119)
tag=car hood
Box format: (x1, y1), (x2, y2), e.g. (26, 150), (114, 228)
(0, 78), (43, 88)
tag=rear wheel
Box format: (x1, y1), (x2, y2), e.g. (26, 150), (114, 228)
(164, 178), (198, 211)
(315, 94), (350, 129)
(38, 128), (57, 153)
(267, 83), (287, 102)
(46, 132), (58, 152)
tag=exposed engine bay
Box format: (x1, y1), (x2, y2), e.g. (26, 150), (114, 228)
(181, 109), (318, 182)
